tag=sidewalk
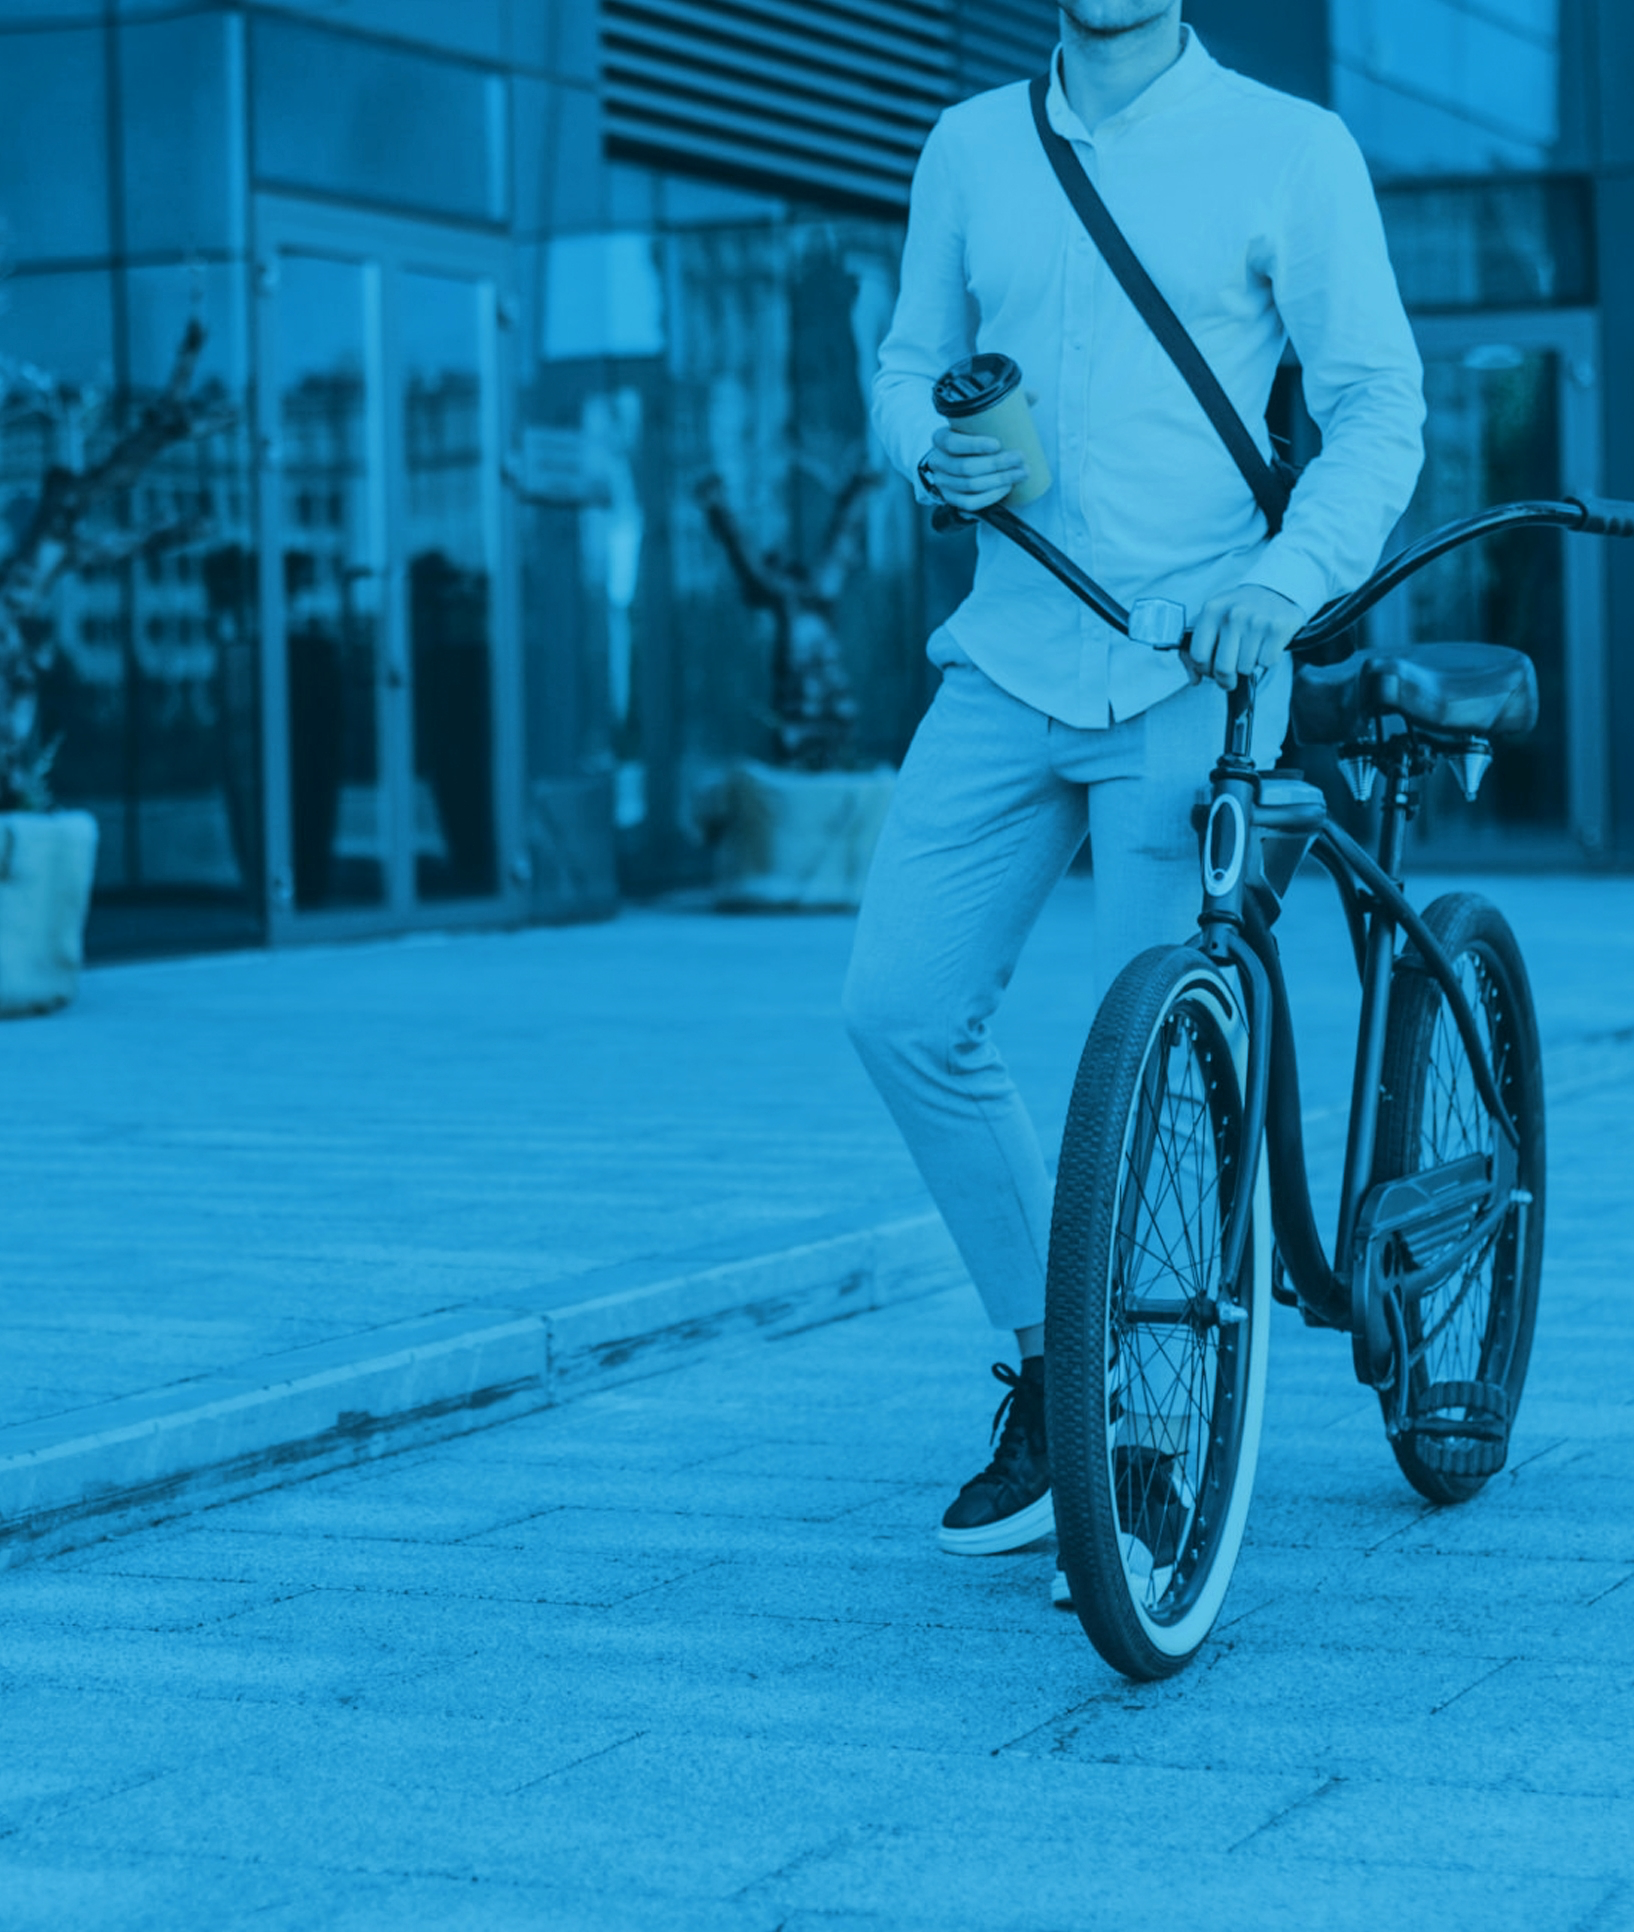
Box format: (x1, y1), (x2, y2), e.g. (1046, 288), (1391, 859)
(3, 872), (1633, 1563)
(2, 1062), (1632, 1926)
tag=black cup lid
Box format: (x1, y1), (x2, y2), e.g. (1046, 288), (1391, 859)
(932, 353), (1022, 418)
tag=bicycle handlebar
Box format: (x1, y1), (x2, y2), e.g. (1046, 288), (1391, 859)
(930, 493), (1634, 657)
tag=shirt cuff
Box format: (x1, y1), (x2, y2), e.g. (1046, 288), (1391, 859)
(881, 402), (945, 502)
(1237, 545), (1329, 625)
(913, 452), (944, 507)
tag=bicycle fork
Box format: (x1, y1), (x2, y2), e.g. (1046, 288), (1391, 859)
(1193, 680), (1275, 1311)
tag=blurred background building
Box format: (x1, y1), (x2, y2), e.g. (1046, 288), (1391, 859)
(0, 0), (1628, 958)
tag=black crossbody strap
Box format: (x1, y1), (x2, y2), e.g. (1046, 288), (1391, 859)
(1027, 73), (1290, 535)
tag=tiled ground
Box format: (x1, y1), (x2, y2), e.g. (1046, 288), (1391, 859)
(3, 1212), (1632, 1931)
(2, 872), (1631, 1925)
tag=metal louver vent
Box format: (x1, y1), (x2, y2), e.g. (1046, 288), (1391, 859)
(601, 0), (1060, 213)
(601, 0), (954, 212)
(955, 0), (1059, 99)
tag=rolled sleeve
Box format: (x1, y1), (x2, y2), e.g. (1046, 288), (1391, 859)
(872, 116), (975, 499)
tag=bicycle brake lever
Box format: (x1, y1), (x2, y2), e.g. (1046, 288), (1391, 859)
(930, 502), (976, 532)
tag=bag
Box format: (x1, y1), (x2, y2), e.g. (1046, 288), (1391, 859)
(1028, 74), (1299, 536)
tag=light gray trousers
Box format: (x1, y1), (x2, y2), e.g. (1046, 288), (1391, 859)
(842, 658), (1291, 1333)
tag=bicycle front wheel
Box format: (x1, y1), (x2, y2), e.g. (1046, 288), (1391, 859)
(1047, 946), (1271, 1681)
(1375, 892), (1545, 1504)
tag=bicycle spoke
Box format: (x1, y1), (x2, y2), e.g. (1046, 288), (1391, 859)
(1103, 991), (1241, 1616)
(1408, 947), (1511, 1391)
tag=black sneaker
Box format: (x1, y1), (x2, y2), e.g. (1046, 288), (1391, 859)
(1113, 1445), (1195, 1584)
(1051, 1452), (1194, 1610)
(938, 1360), (1053, 1555)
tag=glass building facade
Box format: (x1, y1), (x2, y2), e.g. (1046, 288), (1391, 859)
(1323, 0), (1625, 860)
(1, 1), (1628, 964)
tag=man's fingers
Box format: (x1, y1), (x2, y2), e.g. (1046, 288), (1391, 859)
(1187, 607), (1222, 679)
(937, 456), (1028, 485)
(1178, 587), (1303, 688)
(940, 477), (1022, 510)
(926, 439), (1031, 510)
(1209, 624), (1244, 689)
(932, 426), (1004, 456)
(927, 460), (1023, 510)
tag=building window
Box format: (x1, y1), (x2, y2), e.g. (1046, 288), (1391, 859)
(1378, 175), (1594, 311)
(1332, 0), (1561, 176)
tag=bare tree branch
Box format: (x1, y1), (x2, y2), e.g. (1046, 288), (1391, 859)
(0, 320), (236, 809)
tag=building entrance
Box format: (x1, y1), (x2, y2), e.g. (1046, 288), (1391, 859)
(254, 199), (521, 938)
(1376, 309), (1607, 858)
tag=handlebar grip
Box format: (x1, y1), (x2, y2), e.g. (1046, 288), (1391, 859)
(931, 503), (975, 533)
(1571, 494), (1634, 538)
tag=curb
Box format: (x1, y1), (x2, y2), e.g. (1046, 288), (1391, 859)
(0, 1203), (960, 1570)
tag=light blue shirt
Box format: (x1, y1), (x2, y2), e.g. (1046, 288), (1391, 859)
(872, 31), (1426, 727)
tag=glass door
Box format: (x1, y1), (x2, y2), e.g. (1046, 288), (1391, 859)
(398, 270), (501, 903)
(255, 200), (519, 937)
(272, 252), (390, 912)
(1377, 310), (1607, 857)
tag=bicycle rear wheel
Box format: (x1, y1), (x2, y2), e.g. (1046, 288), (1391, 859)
(1375, 892), (1545, 1504)
(1047, 946), (1271, 1680)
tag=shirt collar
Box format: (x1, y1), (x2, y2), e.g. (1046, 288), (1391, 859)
(1045, 24), (1213, 143)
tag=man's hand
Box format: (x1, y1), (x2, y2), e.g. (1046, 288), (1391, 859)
(921, 422), (1032, 512)
(1186, 584), (1305, 690)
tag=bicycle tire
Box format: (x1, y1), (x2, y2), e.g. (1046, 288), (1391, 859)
(1374, 893), (1545, 1505)
(1047, 946), (1271, 1680)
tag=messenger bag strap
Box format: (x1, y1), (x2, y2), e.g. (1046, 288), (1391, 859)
(1027, 73), (1291, 535)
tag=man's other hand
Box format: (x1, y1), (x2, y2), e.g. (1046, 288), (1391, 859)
(1187, 583), (1305, 690)
(923, 424), (1032, 512)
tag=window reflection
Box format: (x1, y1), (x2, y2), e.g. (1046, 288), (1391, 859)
(1331, 0), (1560, 174)
(1378, 179), (1593, 314)
(3, 266), (261, 952)
(251, 17), (507, 225)
(277, 254), (386, 910)
(401, 270), (497, 902)
(1397, 350), (1566, 842)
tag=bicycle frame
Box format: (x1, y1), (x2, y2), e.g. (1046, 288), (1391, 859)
(1189, 678), (1518, 1404)
(938, 488), (1634, 1408)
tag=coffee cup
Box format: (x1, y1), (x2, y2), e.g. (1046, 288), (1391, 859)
(932, 353), (1052, 508)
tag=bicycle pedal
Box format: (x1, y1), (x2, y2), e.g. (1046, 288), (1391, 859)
(1405, 1379), (1511, 1480)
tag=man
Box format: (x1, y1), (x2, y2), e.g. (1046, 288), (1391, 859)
(844, 0), (1424, 1592)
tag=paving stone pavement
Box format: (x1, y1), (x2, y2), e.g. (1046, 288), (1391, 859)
(7, 870), (1632, 1434)
(3, 1261), (1633, 1931)
(2, 869), (1633, 1926)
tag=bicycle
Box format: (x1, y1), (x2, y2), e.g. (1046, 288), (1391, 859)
(933, 487), (1634, 1680)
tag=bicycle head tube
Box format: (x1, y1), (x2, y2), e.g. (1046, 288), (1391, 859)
(1194, 681), (1262, 951)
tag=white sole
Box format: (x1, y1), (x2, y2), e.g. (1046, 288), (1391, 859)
(937, 1489), (1055, 1555)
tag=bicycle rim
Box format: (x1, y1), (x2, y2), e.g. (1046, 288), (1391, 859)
(1379, 895), (1545, 1501)
(1049, 949), (1270, 1679)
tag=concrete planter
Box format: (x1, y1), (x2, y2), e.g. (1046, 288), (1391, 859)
(714, 760), (894, 911)
(0, 810), (100, 1017)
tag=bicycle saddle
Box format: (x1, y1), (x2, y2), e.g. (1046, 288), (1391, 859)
(1292, 642), (1539, 745)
